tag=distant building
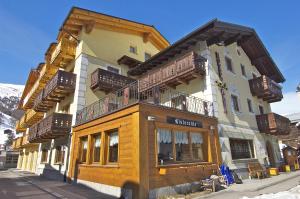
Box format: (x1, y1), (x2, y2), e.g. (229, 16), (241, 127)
(277, 112), (300, 149)
(0, 146), (19, 169)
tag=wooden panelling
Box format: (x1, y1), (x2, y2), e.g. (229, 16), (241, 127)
(69, 103), (221, 198)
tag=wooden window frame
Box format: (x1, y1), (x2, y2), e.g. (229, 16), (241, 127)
(79, 136), (88, 164)
(105, 129), (119, 165)
(92, 133), (101, 163)
(156, 128), (207, 166)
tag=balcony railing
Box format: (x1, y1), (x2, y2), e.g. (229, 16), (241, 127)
(76, 82), (214, 125)
(256, 113), (290, 135)
(249, 75), (283, 103)
(90, 68), (135, 92)
(138, 51), (206, 92)
(29, 113), (72, 143)
(33, 70), (76, 112)
(49, 38), (76, 68)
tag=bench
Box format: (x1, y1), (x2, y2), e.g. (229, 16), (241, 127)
(248, 162), (268, 179)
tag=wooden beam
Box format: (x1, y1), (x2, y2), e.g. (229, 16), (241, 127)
(224, 33), (241, 46)
(206, 31), (225, 46)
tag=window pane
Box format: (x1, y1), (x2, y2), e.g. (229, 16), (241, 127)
(231, 95), (239, 112)
(230, 139), (254, 160)
(241, 64), (246, 76)
(225, 57), (233, 72)
(191, 132), (204, 161)
(80, 137), (88, 163)
(157, 128), (173, 165)
(174, 131), (190, 161)
(93, 134), (101, 162)
(247, 99), (253, 113)
(108, 131), (118, 163)
(130, 46), (137, 54)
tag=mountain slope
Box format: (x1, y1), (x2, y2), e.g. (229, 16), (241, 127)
(0, 83), (24, 144)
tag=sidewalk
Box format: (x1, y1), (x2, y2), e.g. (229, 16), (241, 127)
(193, 170), (300, 199)
(1, 169), (117, 199)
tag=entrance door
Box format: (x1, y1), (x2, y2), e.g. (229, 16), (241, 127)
(266, 141), (275, 167)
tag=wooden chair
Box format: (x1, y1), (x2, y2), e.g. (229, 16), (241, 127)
(248, 162), (268, 179)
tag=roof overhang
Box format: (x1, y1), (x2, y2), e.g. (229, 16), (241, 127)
(117, 55), (142, 68)
(128, 19), (285, 83)
(57, 7), (170, 50)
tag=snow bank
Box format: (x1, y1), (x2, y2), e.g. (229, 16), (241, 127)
(242, 185), (300, 199)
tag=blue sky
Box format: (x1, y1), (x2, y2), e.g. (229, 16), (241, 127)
(0, 1), (299, 113)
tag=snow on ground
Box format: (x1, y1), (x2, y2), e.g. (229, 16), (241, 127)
(0, 83), (24, 98)
(242, 185), (300, 199)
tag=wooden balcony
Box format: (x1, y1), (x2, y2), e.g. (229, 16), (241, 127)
(256, 113), (290, 135)
(90, 68), (135, 93)
(38, 113), (72, 139)
(38, 62), (58, 85)
(16, 118), (26, 132)
(249, 75), (283, 103)
(33, 70), (76, 112)
(28, 123), (42, 143)
(48, 38), (76, 68)
(138, 51), (206, 92)
(25, 109), (44, 127)
(12, 137), (23, 149)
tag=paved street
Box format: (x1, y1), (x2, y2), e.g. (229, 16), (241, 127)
(0, 169), (117, 199)
(0, 169), (299, 199)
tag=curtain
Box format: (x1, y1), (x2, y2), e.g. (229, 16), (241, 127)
(174, 131), (188, 144)
(109, 132), (119, 146)
(191, 132), (203, 144)
(157, 128), (172, 144)
(83, 140), (88, 149)
(95, 136), (101, 147)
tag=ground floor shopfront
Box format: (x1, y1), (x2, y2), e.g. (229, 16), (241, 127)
(17, 145), (39, 173)
(68, 103), (222, 199)
(219, 123), (282, 178)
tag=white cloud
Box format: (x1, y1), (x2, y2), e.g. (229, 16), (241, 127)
(271, 92), (300, 115)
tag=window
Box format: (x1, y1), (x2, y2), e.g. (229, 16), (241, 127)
(259, 105), (264, 115)
(54, 146), (65, 164)
(93, 134), (101, 163)
(225, 57), (234, 73)
(41, 149), (48, 163)
(145, 52), (151, 61)
(157, 128), (173, 165)
(241, 64), (246, 77)
(171, 95), (187, 111)
(230, 139), (255, 160)
(107, 66), (119, 74)
(247, 99), (253, 113)
(175, 131), (190, 161)
(108, 130), (118, 163)
(157, 128), (205, 165)
(231, 94), (240, 112)
(79, 137), (88, 163)
(129, 46), (137, 54)
(191, 132), (204, 160)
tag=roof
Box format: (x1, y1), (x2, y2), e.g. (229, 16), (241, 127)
(128, 19), (285, 83)
(57, 7), (170, 50)
(285, 112), (300, 124)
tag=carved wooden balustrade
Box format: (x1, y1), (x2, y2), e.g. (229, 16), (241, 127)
(90, 68), (135, 93)
(249, 75), (283, 103)
(138, 51), (206, 92)
(256, 113), (290, 135)
(33, 70), (76, 112)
